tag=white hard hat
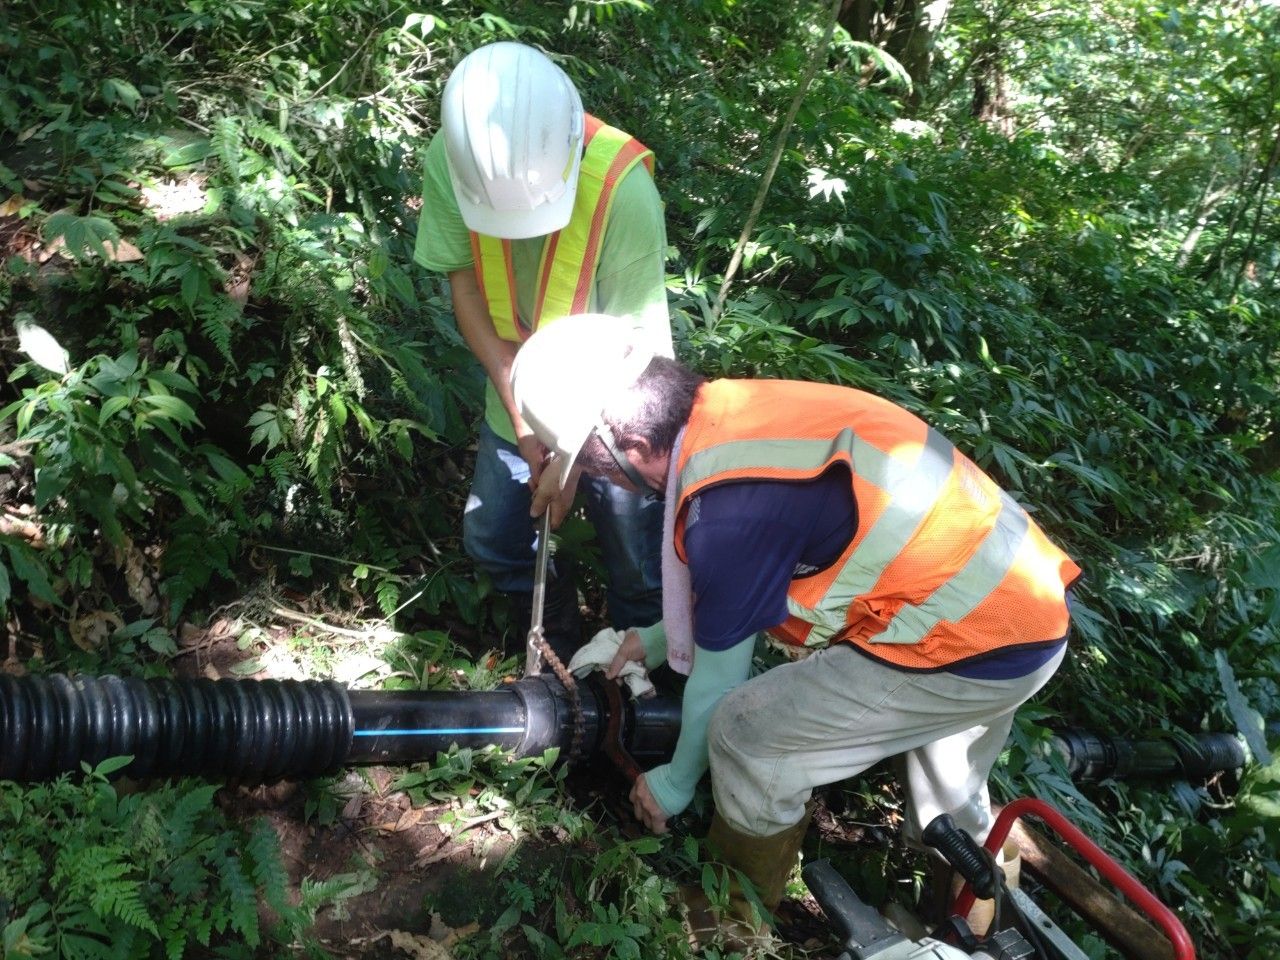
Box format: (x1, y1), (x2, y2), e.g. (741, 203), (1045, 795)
(441, 42), (585, 240)
(510, 314), (657, 489)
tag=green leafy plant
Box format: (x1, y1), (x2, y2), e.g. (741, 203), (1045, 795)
(0, 348), (245, 628)
(0, 758), (335, 959)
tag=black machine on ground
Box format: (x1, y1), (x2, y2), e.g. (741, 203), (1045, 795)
(807, 799), (1196, 960)
(0, 670), (1228, 958)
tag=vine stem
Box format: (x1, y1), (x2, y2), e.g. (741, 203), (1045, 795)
(713, 0), (845, 320)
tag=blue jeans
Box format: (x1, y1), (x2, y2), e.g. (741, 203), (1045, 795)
(462, 423), (664, 629)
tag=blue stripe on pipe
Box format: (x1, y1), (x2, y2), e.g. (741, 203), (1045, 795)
(353, 727), (525, 737)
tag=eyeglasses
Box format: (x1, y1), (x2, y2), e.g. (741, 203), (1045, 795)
(593, 417), (658, 496)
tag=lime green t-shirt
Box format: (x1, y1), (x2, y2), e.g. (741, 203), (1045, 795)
(414, 130), (672, 443)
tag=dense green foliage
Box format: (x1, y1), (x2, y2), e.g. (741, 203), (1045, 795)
(2, 0), (1279, 957)
(0, 757), (352, 958)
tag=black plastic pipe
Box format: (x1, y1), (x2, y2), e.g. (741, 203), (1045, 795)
(1051, 728), (1246, 782)
(0, 673), (1243, 786)
(349, 677), (682, 767)
(0, 673), (681, 783)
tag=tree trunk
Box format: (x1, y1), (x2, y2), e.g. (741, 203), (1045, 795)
(972, 43), (1013, 137)
(920, 0), (1014, 117)
(839, 0), (951, 101)
(1175, 172), (1228, 270)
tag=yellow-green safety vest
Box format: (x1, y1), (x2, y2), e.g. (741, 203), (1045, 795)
(468, 115), (656, 341)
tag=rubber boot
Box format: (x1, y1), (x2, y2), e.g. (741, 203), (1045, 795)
(682, 804), (814, 952)
(511, 571), (583, 666)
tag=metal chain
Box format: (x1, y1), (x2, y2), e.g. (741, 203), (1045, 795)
(531, 636), (586, 763)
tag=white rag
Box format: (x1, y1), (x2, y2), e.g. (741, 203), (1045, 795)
(661, 428), (695, 676)
(567, 627), (655, 699)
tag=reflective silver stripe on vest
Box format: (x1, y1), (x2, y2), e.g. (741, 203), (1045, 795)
(811, 427), (957, 634)
(868, 490), (1029, 645)
(678, 430), (863, 500)
(796, 428), (956, 643)
(679, 427), (958, 644)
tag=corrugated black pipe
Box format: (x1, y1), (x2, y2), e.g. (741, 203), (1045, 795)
(0, 674), (354, 782)
(0, 673), (681, 783)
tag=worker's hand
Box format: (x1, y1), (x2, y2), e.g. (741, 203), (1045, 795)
(529, 458), (580, 529)
(630, 773), (670, 835)
(605, 629), (647, 681)
(516, 431), (548, 488)
(568, 628), (655, 699)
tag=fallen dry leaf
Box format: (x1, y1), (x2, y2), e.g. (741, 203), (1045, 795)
(376, 806), (424, 833)
(0, 510), (44, 547)
(225, 252), (254, 307)
(428, 914), (479, 946)
(415, 843), (457, 868)
(37, 235), (65, 262)
(140, 177), (207, 220)
(118, 538), (159, 615)
(385, 930), (456, 960)
(3, 634), (27, 676)
(341, 793), (364, 821)
(332, 653), (385, 684)
(103, 237), (143, 262)
(396, 806), (425, 830)
(71, 611), (125, 652)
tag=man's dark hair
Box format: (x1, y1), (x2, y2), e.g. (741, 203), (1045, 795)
(577, 356), (705, 477)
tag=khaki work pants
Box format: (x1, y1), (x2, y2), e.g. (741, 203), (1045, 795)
(706, 642), (1066, 840)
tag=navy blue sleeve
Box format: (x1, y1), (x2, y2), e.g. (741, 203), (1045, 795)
(684, 471), (856, 651)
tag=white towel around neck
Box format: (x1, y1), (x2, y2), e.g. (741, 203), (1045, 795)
(661, 428), (695, 676)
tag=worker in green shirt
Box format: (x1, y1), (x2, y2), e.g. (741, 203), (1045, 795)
(413, 42), (669, 658)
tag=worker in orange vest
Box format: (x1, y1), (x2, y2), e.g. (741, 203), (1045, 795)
(414, 43), (670, 658)
(511, 314), (1081, 945)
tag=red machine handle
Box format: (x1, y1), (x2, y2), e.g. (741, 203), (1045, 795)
(952, 797), (1195, 960)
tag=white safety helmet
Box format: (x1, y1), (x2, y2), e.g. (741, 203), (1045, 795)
(441, 42), (585, 240)
(510, 315), (657, 489)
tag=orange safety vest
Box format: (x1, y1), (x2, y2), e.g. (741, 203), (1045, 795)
(469, 115), (655, 342)
(673, 380), (1082, 671)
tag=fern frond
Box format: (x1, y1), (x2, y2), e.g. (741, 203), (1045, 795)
(295, 873), (373, 924)
(248, 119), (305, 165)
(165, 782), (219, 851)
(133, 798), (168, 860)
(212, 116), (244, 183)
(198, 299), (239, 365)
(54, 844), (127, 889)
(91, 874), (158, 937)
(265, 453), (295, 488)
(245, 818), (289, 913)
(166, 850), (208, 901)
(217, 852), (261, 947)
(157, 903), (189, 960)
(191, 901), (214, 947)
(375, 577), (401, 618)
